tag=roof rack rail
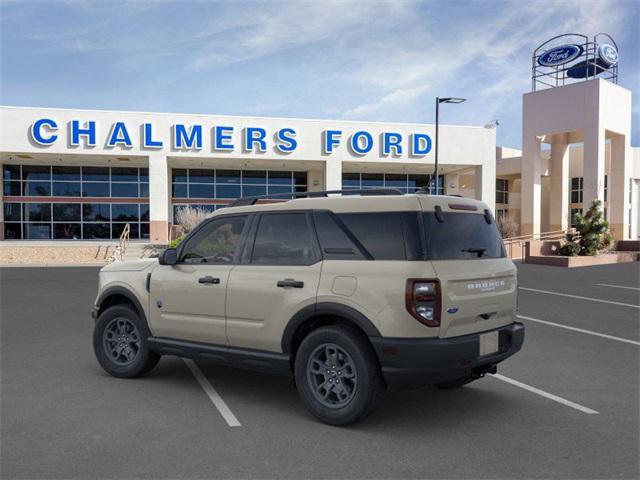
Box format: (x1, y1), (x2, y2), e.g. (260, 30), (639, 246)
(228, 188), (403, 207)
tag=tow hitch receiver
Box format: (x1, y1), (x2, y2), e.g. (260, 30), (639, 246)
(472, 364), (498, 379)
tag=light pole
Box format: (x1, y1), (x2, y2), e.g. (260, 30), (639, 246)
(434, 97), (466, 194)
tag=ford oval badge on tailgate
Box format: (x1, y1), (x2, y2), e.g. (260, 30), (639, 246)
(447, 306), (459, 314)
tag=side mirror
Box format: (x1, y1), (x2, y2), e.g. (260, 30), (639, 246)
(158, 248), (178, 265)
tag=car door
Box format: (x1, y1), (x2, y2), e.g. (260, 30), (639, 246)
(149, 214), (249, 345)
(226, 211), (322, 353)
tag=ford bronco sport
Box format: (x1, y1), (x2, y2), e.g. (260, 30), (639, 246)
(92, 189), (524, 426)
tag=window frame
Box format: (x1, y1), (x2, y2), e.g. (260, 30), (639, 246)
(176, 213), (251, 265)
(244, 211), (322, 266)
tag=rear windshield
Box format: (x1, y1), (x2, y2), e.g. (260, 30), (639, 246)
(423, 212), (505, 260)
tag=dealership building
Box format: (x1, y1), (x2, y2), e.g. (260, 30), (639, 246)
(0, 34), (638, 244)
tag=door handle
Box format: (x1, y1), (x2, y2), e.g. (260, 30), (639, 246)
(277, 279), (304, 288)
(198, 276), (220, 285)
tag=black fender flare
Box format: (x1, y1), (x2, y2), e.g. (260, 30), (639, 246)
(95, 286), (147, 324)
(281, 302), (381, 354)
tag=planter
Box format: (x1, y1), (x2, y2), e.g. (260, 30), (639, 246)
(525, 252), (639, 268)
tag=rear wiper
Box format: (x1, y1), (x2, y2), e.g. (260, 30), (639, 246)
(461, 247), (487, 258)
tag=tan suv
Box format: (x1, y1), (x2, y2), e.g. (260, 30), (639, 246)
(92, 189), (524, 425)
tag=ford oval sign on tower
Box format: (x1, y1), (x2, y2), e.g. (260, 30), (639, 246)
(537, 44), (583, 67)
(598, 43), (618, 66)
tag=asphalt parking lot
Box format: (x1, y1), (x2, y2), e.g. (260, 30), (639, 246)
(1, 262), (638, 479)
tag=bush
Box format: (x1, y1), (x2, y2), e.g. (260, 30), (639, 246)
(175, 206), (211, 234)
(497, 215), (519, 239)
(169, 236), (184, 248)
(559, 199), (613, 256)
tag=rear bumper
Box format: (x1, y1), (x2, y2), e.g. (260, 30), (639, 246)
(370, 322), (525, 390)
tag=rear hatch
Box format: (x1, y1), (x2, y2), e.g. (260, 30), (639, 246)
(421, 206), (517, 338)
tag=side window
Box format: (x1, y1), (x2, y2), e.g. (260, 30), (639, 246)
(313, 211), (365, 260)
(337, 212), (418, 260)
(180, 216), (247, 264)
(251, 213), (317, 265)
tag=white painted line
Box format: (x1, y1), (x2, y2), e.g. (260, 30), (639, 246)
(519, 286), (640, 309)
(517, 314), (640, 346)
(184, 359), (241, 427)
(491, 374), (599, 415)
(596, 283), (640, 291)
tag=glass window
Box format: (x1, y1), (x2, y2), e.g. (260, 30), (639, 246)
(337, 212), (408, 260)
(3, 164), (21, 181)
(54, 223), (81, 239)
(139, 168), (149, 182)
(53, 203), (81, 221)
(172, 168), (188, 183)
(25, 203), (51, 222)
(293, 171), (307, 186)
(188, 183), (215, 199)
(82, 167), (109, 182)
(4, 202), (22, 221)
(408, 174), (429, 191)
(242, 170), (267, 184)
(252, 213), (316, 265)
(242, 185), (266, 197)
(4, 222), (22, 239)
(140, 183), (149, 197)
(24, 223), (51, 239)
(82, 182), (110, 197)
(385, 174), (407, 188)
(604, 175), (608, 202)
(112, 204), (139, 222)
(570, 177), (583, 203)
(83, 223), (110, 239)
(3, 181), (21, 196)
(268, 185), (293, 197)
(52, 182), (81, 197)
(361, 173), (384, 188)
(25, 181), (51, 196)
(83, 203), (110, 221)
(267, 171), (292, 185)
(181, 216), (247, 264)
(52, 166), (80, 181)
(172, 183), (187, 198)
(110, 167), (138, 181)
(113, 222), (139, 240)
(423, 212), (505, 260)
(216, 170), (241, 184)
(141, 222), (150, 239)
(189, 169), (215, 183)
(496, 178), (509, 204)
(216, 184), (240, 199)
(22, 165), (50, 181)
(313, 211), (365, 260)
(111, 183), (139, 198)
(342, 173), (360, 188)
(570, 208), (582, 228)
(140, 204), (150, 222)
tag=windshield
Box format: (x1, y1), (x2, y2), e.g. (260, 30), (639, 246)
(423, 212), (505, 260)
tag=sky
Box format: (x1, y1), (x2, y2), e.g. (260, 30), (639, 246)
(1, 0), (638, 148)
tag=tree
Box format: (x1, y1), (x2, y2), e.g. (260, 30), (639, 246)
(560, 199), (613, 256)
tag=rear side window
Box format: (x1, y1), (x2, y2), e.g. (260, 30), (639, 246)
(251, 213), (318, 265)
(423, 212), (505, 260)
(313, 212), (366, 260)
(336, 212), (421, 260)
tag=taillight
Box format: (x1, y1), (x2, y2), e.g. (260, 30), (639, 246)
(406, 279), (441, 327)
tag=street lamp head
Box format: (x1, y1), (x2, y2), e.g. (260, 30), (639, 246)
(438, 97), (466, 104)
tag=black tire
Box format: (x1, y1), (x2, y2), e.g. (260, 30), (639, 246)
(93, 304), (160, 378)
(435, 376), (476, 389)
(294, 325), (384, 426)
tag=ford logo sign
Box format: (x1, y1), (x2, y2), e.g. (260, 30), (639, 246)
(447, 306), (459, 314)
(538, 44), (583, 67)
(598, 43), (618, 66)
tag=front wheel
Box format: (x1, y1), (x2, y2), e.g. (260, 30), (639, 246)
(93, 304), (160, 378)
(294, 325), (384, 426)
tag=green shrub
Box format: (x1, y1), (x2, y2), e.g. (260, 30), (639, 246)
(169, 235), (184, 249)
(560, 199), (613, 256)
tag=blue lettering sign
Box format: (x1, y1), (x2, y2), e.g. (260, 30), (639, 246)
(350, 131), (373, 155)
(275, 128), (297, 153)
(244, 127), (267, 152)
(30, 118), (58, 145)
(71, 120), (96, 147)
(173, 124), (202, 150)
(214, 126), (234, 151)
(411, 133), (432, 156)
(323, 130), (342, 154)
(107, 122), (132, 148)
(382, 132), (403, 156)
(143, 123), (163, 148)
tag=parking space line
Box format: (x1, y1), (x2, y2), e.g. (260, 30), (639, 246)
(184, 359), (242, 427)
(517, 314), (640, 346)
(519, 287), (640, 309)
(596, 283), (640, 291)
(491, 374), (599, 415)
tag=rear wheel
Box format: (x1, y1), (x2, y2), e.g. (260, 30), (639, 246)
(294, 325), (384, 426)
(93, 304), (160, 378)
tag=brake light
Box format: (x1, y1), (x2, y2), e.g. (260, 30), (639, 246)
(406, 279), (441, 327)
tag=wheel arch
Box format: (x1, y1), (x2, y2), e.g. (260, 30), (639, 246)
(96, 286), (147, 325)
(281, 302), (381, 356)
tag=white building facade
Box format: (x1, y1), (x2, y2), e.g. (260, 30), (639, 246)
(0, 106), (496, 243)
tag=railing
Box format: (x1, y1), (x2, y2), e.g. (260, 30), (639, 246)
(503, 229), (572, 261)
(106, 223), (131, 263)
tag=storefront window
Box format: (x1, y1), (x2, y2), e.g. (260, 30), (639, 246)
(570, 177), (583, 203)
(496, 179), (509, 204)
(342, 172), (443, 195)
